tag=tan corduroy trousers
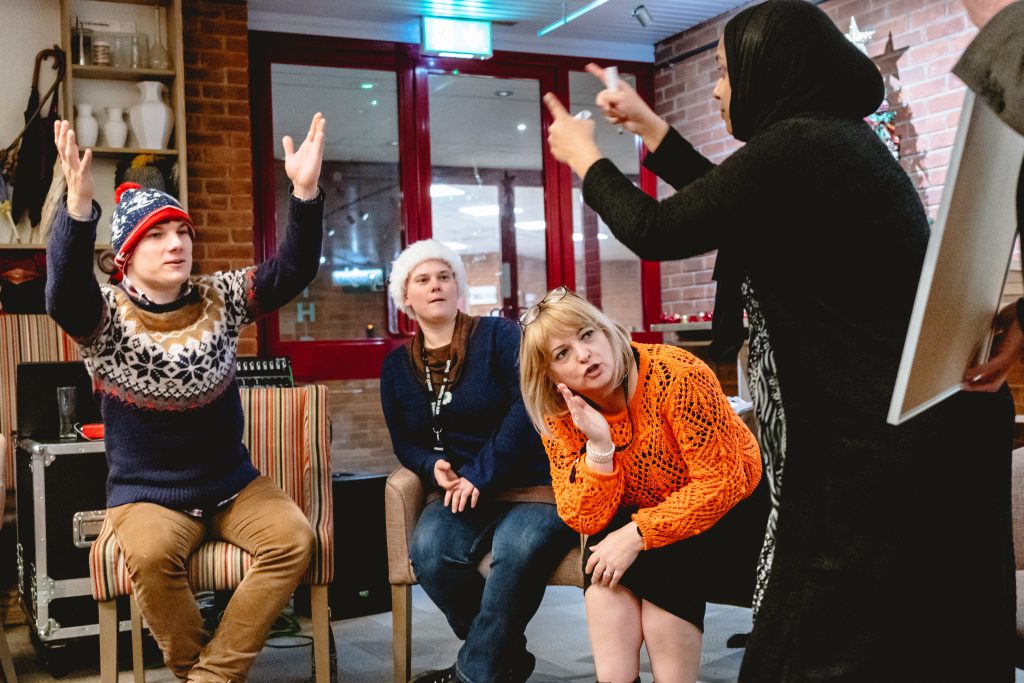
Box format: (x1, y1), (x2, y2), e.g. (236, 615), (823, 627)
(106, 476), (315, 682)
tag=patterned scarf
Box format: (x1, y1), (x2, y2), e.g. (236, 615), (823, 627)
(408, 310), (479, 391)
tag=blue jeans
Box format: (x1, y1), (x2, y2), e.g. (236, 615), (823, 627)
(410, 498), (573, 683)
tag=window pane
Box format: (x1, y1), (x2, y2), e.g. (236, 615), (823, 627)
(272, 64), (401, 341)
(427, 73), (548, 319)
(569, 70), (644, 331)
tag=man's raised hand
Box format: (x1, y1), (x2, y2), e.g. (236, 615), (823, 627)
(283, 112), (326, 200)
(53, 120), (94, 218)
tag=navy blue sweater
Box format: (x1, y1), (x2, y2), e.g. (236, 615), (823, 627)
(379, 316), (550, 494)
(46, 193), (323, 509)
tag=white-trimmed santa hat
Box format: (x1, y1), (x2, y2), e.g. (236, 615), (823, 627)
(387, 239), (466, 319)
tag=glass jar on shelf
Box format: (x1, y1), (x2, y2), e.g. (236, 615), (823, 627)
(130, 33), (148, 69)
(92, 39), (111, 66)
(71, 22), (93, 65)
(110, 33), (131, 68)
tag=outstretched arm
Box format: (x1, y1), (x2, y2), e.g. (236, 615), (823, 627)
(542, 88), (749, 262)
(46, 120), (106, 341)
(238, 113), (327, 321)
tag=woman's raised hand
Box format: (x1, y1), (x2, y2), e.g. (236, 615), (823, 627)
(557, 383), (613, 452)
(53, 120), (94, 218)
(543, 93), (603, 179)
(283, 112), (326, 201)
(585, 63), (669, 151)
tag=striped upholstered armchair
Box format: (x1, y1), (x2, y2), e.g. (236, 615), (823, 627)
(89, 384), (335, 683)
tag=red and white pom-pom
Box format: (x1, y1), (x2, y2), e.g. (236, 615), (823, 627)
(114, 182), (142, 204)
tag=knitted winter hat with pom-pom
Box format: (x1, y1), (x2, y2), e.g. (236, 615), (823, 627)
(110, 182), (194, 272)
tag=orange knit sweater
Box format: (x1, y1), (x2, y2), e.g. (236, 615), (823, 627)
(544, 343), (762, 550)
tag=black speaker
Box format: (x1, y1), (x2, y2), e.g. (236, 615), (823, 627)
(295, 471), (391, 620)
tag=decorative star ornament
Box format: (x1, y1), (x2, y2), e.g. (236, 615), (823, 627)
(845, 17), (875, 54)
(872, 32), (910, 83)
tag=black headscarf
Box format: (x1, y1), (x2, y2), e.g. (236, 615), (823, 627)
(724, 0), (884, 143)
(708, 0), (885, 361)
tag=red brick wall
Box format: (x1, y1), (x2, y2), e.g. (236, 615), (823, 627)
(183, 0), (257, 355)
(653, 0), (977, 318)
(324, 379), (398, 474)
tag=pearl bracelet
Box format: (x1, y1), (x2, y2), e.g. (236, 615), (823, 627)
(586, 440), (615, 464)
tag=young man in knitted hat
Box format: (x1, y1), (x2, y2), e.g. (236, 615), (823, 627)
(46, 114), (326, 683)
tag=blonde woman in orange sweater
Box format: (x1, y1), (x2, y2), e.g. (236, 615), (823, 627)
(520, 287), (764, 683)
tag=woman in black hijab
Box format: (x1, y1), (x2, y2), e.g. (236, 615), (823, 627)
(544, 0), (1016, 680)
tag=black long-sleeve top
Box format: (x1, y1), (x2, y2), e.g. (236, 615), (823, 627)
(582, 116), (1016, 680)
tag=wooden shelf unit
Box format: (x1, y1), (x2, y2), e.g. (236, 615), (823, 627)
(59, 0), (188, 220)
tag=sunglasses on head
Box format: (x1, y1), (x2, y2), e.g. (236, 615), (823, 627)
(518, 285), (580, 328)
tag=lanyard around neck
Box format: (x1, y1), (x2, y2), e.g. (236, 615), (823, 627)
(422, 348), (453, 452)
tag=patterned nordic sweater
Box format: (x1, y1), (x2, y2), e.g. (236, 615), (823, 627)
(45, 193), (324, 509)
(544, 343), (761, 549)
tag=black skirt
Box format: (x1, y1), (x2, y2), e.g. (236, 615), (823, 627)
(583, 475), (769, 630)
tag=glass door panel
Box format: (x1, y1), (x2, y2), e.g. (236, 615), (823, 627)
(271, 63), (402, 341)
(569, 70), (645, 332)
(427, 73), (548, 319)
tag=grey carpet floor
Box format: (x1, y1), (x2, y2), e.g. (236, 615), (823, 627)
(4, 586), (1021, 682)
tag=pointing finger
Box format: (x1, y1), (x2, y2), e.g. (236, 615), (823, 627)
(585, 63), (607, 83)
(543, 92), (571, 120)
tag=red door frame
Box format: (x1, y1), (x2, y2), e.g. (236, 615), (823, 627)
(249, 31), (660, 381)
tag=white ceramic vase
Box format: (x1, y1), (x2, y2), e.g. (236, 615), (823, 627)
(129, 80), (173, 150)
(75, 104), (99, 148)
(103, 107), (128, 148)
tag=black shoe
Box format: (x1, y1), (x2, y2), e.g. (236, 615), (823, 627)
(411, 665), (459, 683)
(502, 651), (536, 683)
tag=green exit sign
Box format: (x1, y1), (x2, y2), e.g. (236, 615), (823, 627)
(421, 16), (492, 59)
